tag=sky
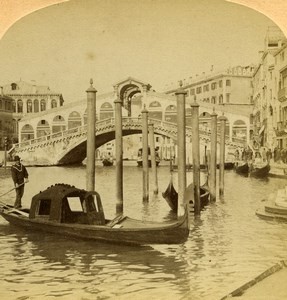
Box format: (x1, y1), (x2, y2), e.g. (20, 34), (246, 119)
(0, 0), (285, 103)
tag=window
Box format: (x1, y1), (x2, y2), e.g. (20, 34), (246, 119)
(219, 80), (222, 88)
(12, 101), (16, 112)
(196, 86), (202, 94)
(34, 100), (39, 112)
(17, 100), (23, 113)
(226, 93), (230, 103)
(37, 199), (51, 215)
(40, 99), (46, 111)
(27, 100), (32, 113)
(190, 89), (195, 95)
(226, 80), (231, 86)
(51, 99), (57, 108)
(211, 82), (217, 90)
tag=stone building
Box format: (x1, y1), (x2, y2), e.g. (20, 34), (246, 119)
(252, 26), (287, 149)
(275, 43), (287, 149)
(1, 80), (64, 141)
(0, 90), (14, 150)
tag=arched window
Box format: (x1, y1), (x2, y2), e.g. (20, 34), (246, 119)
(51, 99), (57, 108)
(21, 124), (35, 141)
(0, 99), (2, 109)
(36, 120), (51, 138)
(100, 102), (113, 120)
(164, 105), (177, 123)
(52, 115), (66, 133)
(148, 101), (162, 120)
(12, 100), (16, 112)
(232, 120), (247, 141)
(68, 111), (82, 129)
(17, 100), (23, 113)
(34, 99), (39, 112)
(27, 99), (33, 113)
(40, 99), (46, 111)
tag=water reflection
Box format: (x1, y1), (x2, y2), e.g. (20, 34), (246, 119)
(0, 222), (190, 298)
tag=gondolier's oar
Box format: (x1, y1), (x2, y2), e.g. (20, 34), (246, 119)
(0, 182), (27, 198)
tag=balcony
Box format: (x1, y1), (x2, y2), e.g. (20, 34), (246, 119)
(278, 87), (287, 102)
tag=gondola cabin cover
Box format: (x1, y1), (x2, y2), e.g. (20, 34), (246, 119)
(29, 184), (105, 225)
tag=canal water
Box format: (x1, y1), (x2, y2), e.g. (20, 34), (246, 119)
(0, 163), (287, 299)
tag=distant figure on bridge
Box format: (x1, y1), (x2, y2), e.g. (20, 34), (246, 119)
(11, 156), (29, 209)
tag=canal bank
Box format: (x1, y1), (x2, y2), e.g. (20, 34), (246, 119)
(221, 260), (287, 299)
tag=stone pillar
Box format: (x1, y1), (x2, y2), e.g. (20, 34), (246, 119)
(210, 108), (217, 202)
(142, 105), (149, 201)
(175, 81), (187, 216)
(218, 114), (227, 196)
(190, 98), (201, 215)
(148, 123), (158, 194)
(114, 97), (123, 214)
(86, 79), (97, 192)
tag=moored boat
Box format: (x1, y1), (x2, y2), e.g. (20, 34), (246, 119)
(249, 163), (270, 178)
(0, 183), (189, 245)
(102, 158), (114, 166)
(137, 147), (160, 167)
(234, 162), (249, 175)
(162, 179), (210, 212)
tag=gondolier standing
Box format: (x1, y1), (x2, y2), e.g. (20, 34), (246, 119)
(11, 156), (29, 209)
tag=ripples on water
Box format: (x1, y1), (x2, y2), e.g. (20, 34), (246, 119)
(0, 163), (287, 299)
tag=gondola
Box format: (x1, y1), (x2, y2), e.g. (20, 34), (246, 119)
(249, 163), (270, 178)
(0, 183), (189, 245)
(162, 179), (209, 212)
(216, 162), (235, 170)
(137, 147), (160, 167)
(234, 162), (249, 175)
(102, 158), (114, 166)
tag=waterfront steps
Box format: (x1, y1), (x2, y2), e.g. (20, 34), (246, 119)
(256, 187), (287, 220)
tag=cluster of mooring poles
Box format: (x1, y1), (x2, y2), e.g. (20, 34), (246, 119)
(85, 79), (227, 218)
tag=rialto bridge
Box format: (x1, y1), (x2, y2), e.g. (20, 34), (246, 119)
(11, 77), (252, 166)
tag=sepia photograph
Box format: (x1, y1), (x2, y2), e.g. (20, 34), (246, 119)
(0, 0), (287, 299)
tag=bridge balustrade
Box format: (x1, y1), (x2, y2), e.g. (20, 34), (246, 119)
(13, 117), (245, 152)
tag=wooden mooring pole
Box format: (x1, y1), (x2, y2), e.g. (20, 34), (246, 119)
(175, 81), (187, 216)
(114, 98), (123, 214)
(142, 105), (149, 201)
(210, 108), (217, 202)
(86, 79), (97, 192)
(190, 98), (201, 216)
(148, 123), (158, 195)
(219, 114), (227, 196)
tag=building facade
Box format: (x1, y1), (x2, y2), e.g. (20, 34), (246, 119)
(1, 80), (64, 142)
(252, 26), (287, 150)
(0, 91), (14, 150)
